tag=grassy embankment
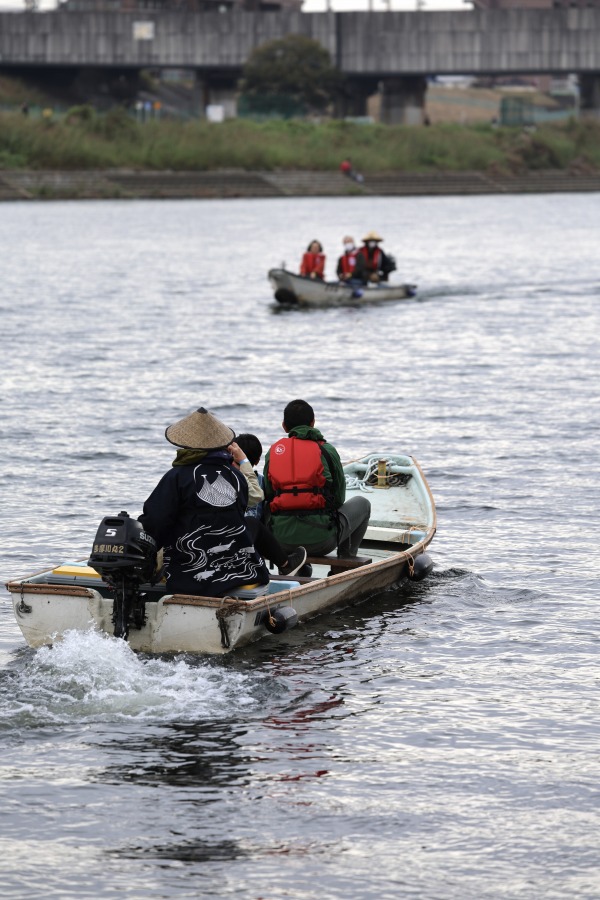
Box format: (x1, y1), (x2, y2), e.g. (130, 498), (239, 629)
(1, 107), (600, 174)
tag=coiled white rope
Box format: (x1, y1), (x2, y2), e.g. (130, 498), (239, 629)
(345, 455), (392, 493)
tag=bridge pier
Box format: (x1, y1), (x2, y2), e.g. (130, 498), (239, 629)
(338, 77), (380, 118)
(194, 71), (240, 119)
(579, 73), (600, 119)
(379, 76), (427, 126)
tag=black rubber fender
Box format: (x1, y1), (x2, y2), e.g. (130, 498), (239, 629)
(408, 552), (434, 581)
(275, 288), (298, 305)
(264, 606), (298, 634)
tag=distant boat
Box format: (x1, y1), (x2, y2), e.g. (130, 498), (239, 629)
(269, 268), (417, 308)
(6, 453), (436, 656)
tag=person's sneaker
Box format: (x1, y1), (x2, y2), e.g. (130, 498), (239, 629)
(278, 547), (307, 578)
(297, 563), (313, 578)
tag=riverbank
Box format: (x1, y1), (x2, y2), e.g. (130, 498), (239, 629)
(2, 114), (600, 173)
(2, 167), (600, 200)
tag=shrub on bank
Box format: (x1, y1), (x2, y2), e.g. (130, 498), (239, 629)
(0, 111), (599, 173)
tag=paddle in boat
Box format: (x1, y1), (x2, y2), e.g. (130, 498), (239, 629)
(5, 453), (436, 655)
(269, 268), (417, 308)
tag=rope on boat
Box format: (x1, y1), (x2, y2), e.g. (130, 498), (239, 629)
(215, 596), (249, 649)
(216, 595), (277, 648)
(345, 473), (374, 493)
(345, 455), (397, 492)
(345, 456), (378, 492)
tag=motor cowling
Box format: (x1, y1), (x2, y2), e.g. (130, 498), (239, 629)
(88, 511), (157, 586)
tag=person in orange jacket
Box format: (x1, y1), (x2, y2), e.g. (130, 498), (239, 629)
(300, 240), (326, 280)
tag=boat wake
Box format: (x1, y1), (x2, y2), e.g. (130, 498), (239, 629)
(0, 629), (265, 730)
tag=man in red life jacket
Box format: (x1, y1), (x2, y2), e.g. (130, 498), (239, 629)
(354, 231), (396, 284)
(263, 399), (371, 561)
(336, 235), (360, 282)
(300, 240), (326, 280)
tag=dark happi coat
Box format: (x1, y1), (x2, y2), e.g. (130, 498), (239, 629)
(139, 451), (269, 597)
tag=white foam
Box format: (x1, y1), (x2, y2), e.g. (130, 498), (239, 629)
(3, 629), (262, 725)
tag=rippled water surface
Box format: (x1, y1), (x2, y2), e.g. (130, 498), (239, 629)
(1, 194), (599, 899)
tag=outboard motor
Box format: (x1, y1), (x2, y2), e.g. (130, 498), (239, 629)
(88, 511), (157, 640)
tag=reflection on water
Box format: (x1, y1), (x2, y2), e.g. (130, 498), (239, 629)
(0, 194), (599, 898)
(96, 720), (254, 789)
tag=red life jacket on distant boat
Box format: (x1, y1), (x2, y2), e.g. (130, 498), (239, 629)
(300, 252), (325, 279)
(360, 246), (383, 274)
(268, 438), (327, 513)
(338, 250), (358, 277)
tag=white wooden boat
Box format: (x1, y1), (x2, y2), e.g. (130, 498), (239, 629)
(5, 454), (436, 656)
(269, 268), (417, 307)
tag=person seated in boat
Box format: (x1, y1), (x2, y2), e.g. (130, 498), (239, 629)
(336, 235), (360, 283)
(354, 231), (396, 284)
(233, 433), (264, 520)
(300, 240), (326, 280)
(230, 433), (307, 577)
(138, 406), (271, 598)
(263, 399), (372, 562)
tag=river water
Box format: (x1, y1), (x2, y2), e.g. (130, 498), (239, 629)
(0, 193), (599, 899)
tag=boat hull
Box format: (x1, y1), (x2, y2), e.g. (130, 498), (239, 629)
(9, 549), (427, 655)
(6, 454), (436, 655)
(268, 268), (417, 308)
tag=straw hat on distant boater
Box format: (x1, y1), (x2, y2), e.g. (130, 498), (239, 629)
(362, 230), (383, 243)
(165, 406), (235, 451)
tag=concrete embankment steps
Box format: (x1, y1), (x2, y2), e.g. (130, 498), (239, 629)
(105, 170), (282, 198)
(0, 173), (32, 199)
(262, 171), (365, 196)
(1, 171), (120, 199)
(2, 168), (600, 199)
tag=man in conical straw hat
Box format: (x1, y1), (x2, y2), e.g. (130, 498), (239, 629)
(139, 407), (306, 597)
(354, 230), (396, 284)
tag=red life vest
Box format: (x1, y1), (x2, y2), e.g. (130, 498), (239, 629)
(300, 252), (325, 279)
(268, 437), (327, 513)
(360, 246), (382, 274)
(338, 250), (358, 277)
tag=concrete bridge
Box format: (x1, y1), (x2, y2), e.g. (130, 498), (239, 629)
(1, 8), (599, 122)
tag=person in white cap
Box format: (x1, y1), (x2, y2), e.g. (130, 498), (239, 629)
(139, 407), (305, 598)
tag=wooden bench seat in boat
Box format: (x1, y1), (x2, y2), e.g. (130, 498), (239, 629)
(305, 554), (373, 572)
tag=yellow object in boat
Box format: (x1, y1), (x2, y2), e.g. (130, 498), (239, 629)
(52, 564), (101, 579)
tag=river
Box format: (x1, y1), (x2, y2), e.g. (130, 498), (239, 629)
(1, 193), (599, 899)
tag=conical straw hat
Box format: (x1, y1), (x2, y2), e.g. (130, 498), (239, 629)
(165, 407), (235, 450)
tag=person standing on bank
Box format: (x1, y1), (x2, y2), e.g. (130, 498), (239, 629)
(263, 400), (371, 561)
(139, 406), (270, 597)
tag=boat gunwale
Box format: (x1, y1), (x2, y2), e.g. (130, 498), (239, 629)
(5, 456), (436, 619)
(268, 268), (416, 306)
(5, 582), (95, 598)
(163, 529), (435, 612)
(5, 528), (435, 609)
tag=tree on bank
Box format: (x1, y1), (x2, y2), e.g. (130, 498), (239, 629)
(238, 34), (342, 117)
